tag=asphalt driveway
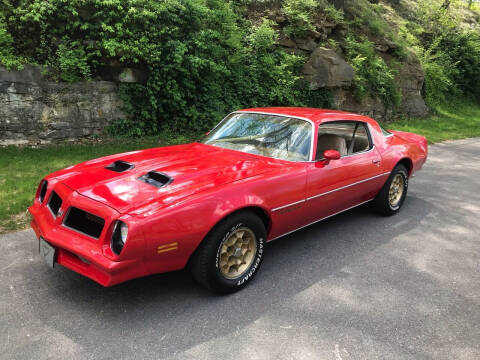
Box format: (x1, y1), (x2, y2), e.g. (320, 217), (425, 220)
(1, 138), (479, 360)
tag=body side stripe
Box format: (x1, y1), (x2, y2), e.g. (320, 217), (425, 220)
(271, 172), (390, 212)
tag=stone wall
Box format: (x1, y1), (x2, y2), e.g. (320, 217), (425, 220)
(1, 48), (429, 145)
(0, 65), (124, 145)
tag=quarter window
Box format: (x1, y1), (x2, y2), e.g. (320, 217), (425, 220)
(380, 125), (393, 136)
(316, 121), (372, 160)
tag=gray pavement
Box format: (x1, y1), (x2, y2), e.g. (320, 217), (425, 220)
(1, 138), (480, 360)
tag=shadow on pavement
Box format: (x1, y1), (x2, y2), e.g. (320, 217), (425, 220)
(19, 195), (431, 358)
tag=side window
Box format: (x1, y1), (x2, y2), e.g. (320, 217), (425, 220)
(316, 121), (372, 160)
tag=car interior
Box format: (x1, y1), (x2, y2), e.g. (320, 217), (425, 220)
(316, 122), (371, 160)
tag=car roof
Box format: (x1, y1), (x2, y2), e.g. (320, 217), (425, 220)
(237, 107), (377, 126)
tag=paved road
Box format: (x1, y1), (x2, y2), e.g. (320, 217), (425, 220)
(1, 138), (480, 360)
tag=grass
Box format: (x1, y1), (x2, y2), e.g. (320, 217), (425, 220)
(388, 100), (480, 143)
(0, 101), (479, 234)
(0, 135), (195, 234)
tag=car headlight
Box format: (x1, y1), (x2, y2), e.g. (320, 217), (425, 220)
(111, 221), (128, 255)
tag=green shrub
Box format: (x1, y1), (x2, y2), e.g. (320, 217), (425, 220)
(421, 55), (456, 107)
(345, 35), (401, 110)
(0, 15), (24, 69)
(441, 31), (480, 100)
(324, 5), (344, 24)
(102, 13), (311, 135)
(410, 1), (480, 104)
(298, 87), (334, 109)
(53, 41), (91, 82)
(247, 18), (278, 50)
(283, 0), (317, 37)
(349, 0), (389, 36)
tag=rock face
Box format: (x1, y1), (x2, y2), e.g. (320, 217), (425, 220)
(332, 88), (388, 121)
(302, 47), (355, 89)
(333, 54), (429, 120)
(300, 45), (428, 121)
(116, 67), (148, 84)
(397, 54), (429, 117)
(0, 65), (124, 145)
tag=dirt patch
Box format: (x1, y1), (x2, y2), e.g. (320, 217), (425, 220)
(0, 210), (31, 234)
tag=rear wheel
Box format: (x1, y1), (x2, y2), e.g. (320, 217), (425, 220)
(189, 211), (266, 294)
(373, 164), (408, 216)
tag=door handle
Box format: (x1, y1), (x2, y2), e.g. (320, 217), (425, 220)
(372, 159), (381, 164)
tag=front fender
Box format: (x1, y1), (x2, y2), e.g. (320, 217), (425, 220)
(136, 184), (270, 275)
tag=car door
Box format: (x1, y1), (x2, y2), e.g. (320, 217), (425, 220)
(303, 121), (386, 225)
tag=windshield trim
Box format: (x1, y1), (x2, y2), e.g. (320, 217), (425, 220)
(207, 111), (315, 162)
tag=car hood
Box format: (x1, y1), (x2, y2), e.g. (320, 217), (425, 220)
(52, 143), (280, 214)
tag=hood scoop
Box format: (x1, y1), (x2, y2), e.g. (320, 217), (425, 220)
(139, 171), (173, 188)
(105, 160), (134, 173)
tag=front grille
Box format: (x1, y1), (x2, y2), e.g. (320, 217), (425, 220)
(47, 191), (62, 217)
(63, 207), (105, 239)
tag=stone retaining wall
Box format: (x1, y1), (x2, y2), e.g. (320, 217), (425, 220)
(0, 65), (123, 145)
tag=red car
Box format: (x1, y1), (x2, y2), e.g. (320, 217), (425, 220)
(29, 108), (428, 293)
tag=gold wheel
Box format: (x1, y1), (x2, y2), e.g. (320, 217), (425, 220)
(389, 174), (405, 208)
(218, 227), (257, 279)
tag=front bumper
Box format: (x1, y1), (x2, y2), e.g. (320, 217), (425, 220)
(29, 183), (149, 286)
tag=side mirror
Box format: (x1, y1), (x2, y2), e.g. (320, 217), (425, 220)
(323, 149), (341, 161)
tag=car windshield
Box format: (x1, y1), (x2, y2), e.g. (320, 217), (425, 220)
(203, 113), (312, 161)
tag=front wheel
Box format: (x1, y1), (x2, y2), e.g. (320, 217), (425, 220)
(373, 164), (408, 216)
(189, 212), (266, 294)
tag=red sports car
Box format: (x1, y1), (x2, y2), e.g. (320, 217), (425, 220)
(29, 108), (428, 293)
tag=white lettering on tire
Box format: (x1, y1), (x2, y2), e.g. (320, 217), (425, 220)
(236, 238), (263, 286)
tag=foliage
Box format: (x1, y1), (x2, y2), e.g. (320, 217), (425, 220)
(235, 20), (304, 107)
(349, 0), (389, 36)
(1, 0), (332, 134)
(421, 59), (454, 107)
(283, 0), (317, 37)
(418, 46), (458, 106)
(344, 35), (402, 110)
(0, 15), (24, 69)
(323, 4), (345, 24)
(0, 0), (479, 134)
(52, 41), (91, 82)
(324, 38), (340, 52)
(282, 0), (344, 38)
(102, 14), (324, 135)
(436, 31), (480, 100)
(297, 87), (334, 109)
(404, 0), (480, 105)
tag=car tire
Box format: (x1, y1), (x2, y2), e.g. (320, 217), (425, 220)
(373, 164), (408, 216)
(189, 211), (266, 294)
